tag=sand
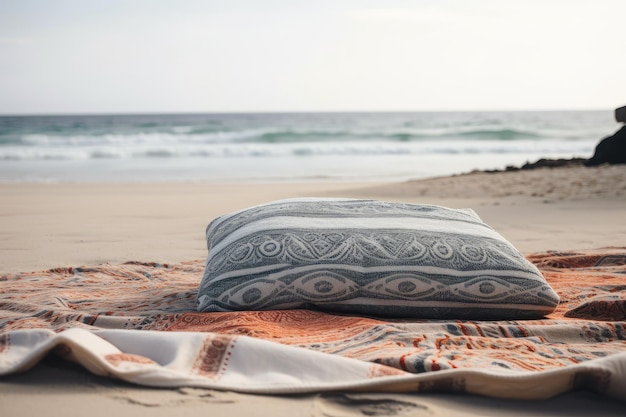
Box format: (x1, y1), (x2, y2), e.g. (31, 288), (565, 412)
(3, 358), (624, 417)
(1, 163), (626, 415)
(1, 164), (625, 275)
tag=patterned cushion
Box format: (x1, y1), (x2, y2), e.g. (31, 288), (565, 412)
(197, 198), (559, 319)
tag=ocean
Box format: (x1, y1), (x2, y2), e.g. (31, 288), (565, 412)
(0, 111), (617, 183)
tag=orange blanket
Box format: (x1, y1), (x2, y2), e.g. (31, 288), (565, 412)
(1, 248), (625, 398)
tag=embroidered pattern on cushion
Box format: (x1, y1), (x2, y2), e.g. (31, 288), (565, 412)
(197, 198), (559, 319)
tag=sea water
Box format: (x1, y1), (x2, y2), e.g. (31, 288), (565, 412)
(0, 111), (618, 183)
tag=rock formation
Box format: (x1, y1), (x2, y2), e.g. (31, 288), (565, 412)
(585, 105), (626, 166)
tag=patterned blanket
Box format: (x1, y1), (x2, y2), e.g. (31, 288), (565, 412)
(1, 248), (625, 400)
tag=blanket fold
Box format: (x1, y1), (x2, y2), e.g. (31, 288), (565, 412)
(1, 248), (626, 400)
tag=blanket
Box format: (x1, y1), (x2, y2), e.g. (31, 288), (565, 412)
(1, 248), (625, 400)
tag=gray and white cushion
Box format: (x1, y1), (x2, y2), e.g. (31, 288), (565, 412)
(197, 198), (559, 319)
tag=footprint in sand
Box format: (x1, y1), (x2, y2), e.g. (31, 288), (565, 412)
(312, 393), (432, 417)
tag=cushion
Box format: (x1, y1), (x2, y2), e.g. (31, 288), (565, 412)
(196, 198), (559, 319)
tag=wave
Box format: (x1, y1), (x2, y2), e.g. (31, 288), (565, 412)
(1, 110), (614, 140)
(2, 124), (601, 148)
(257, 130), (357, 143)
(0, 111), (612, 164)
(0, 111), (612, 183)
(236, 127), (547, 143)
(453, 129), (540, 140)
(0, 139), (596, 161)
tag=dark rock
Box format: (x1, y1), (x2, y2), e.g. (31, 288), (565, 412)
(616, 105), (626, 123)
(477, 158), (586, 174)
(521, 158), (586, 170)
(584, 126), (626, 166)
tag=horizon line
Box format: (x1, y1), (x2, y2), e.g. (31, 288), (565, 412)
(0, 107), (617, 117)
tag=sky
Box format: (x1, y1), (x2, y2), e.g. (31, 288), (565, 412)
(0, 0), (625, 114)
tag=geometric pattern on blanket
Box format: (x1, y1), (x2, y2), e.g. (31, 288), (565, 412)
(1, 248), (625, 400)
(197, 198), (559, 319)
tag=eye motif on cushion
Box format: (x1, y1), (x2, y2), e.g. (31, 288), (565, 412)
(197, 198), (559, 319)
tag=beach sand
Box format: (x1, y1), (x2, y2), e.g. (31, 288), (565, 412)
(1, 163), (626, 416)
(1, 164), (625, 275)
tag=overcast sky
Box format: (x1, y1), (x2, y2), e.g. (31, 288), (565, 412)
(1, 0), (624, 114)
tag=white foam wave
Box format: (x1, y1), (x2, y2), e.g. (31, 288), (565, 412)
(0, 139), (597, 161)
